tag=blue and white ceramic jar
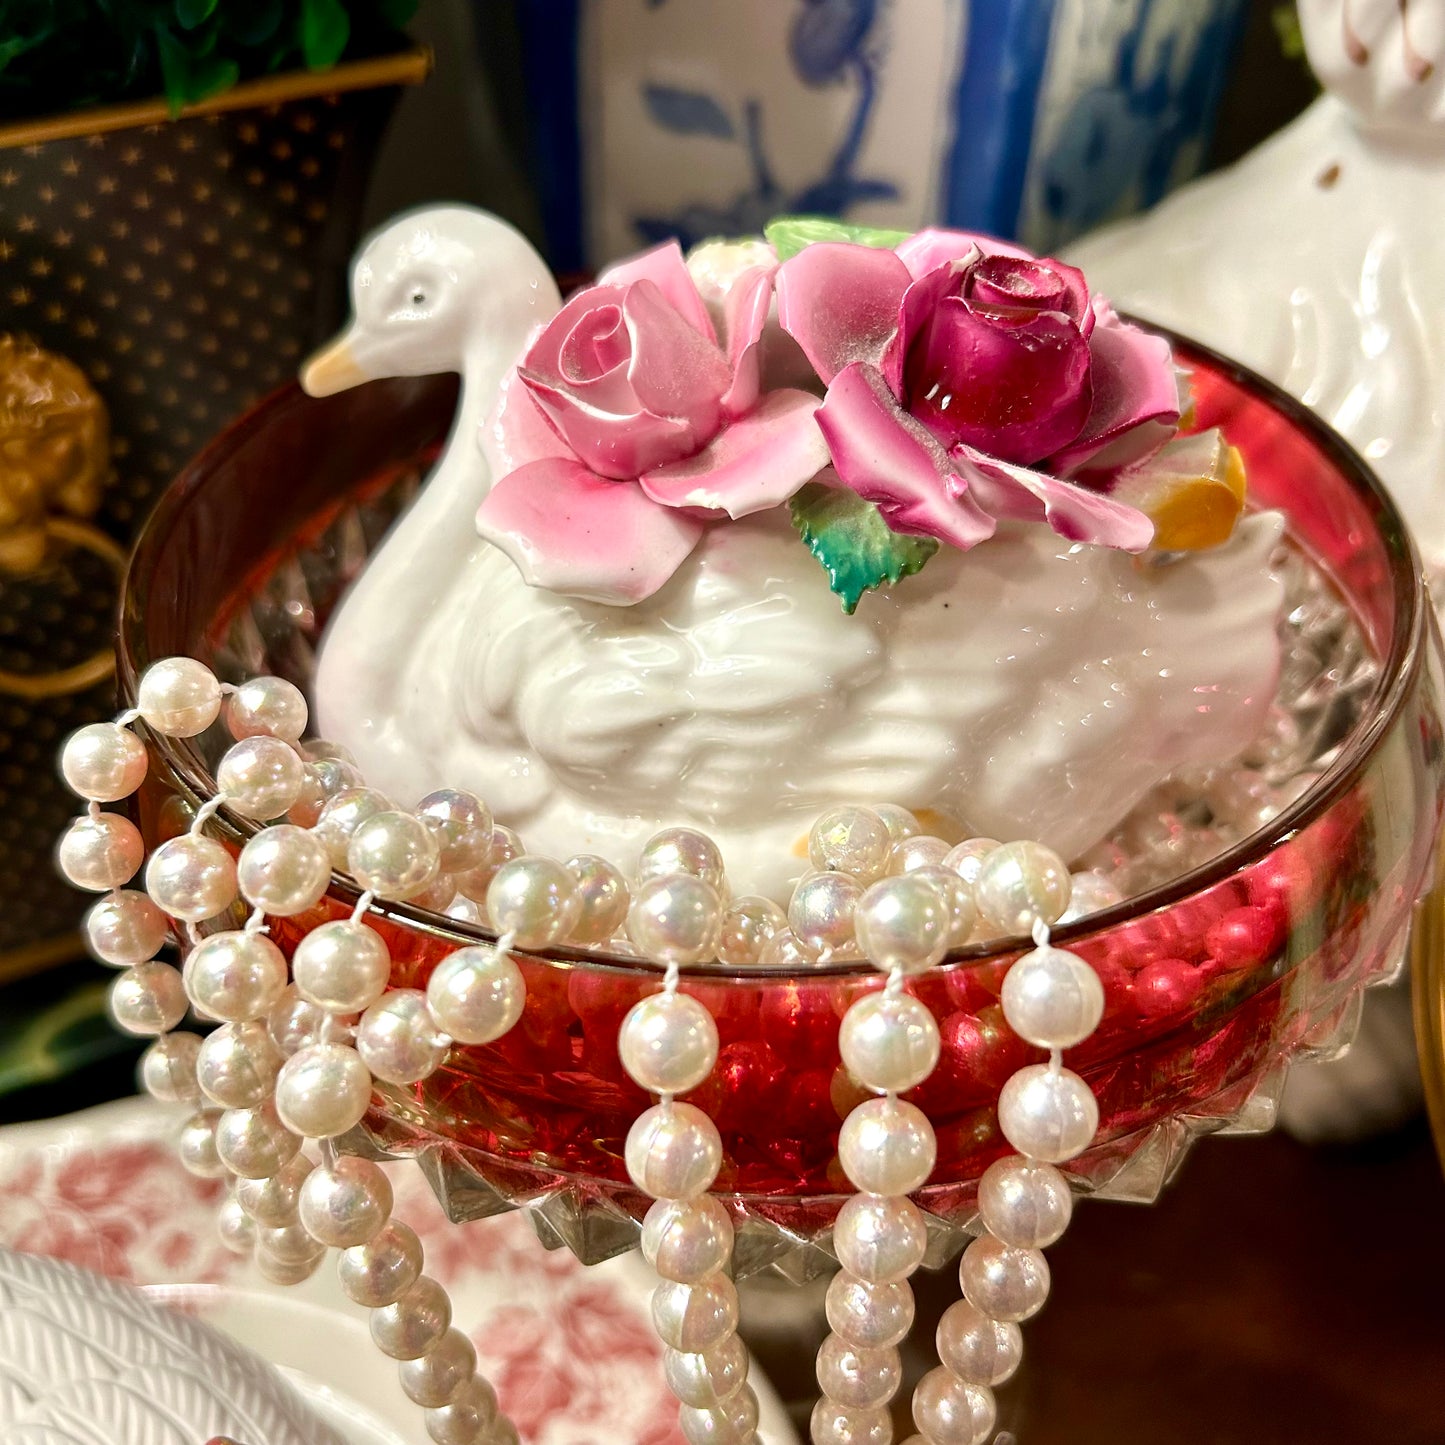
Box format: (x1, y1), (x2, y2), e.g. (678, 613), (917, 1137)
(509, 0), (1248, 270)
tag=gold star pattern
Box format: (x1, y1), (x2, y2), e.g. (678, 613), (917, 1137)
(85, 133), (105, 148)
(29, 257), (52, 277)
(142, 236), (163, 256)
(75, 317), (98, 338)
(16, 215), (37, 233)
(44, 302), (64, 322)
(60, 157), (80, 176)
(37, 184), (57, 203)
(0, 241), (13, 262)
(0, 169), (18, 187)
(65, 275), (86, 294)
(87, 246), (107, 267)
(133, 191), (152, 211)
(176, 133), (197, 152)
(53, 228), (73, 247)
(154, 164), (176, 184)
(120, 145), (142, 165)
(8, 286), (32, 305)
(110, 220), (131, 239)
(73, 201), (93, 220)
(97, 175), (118, 194)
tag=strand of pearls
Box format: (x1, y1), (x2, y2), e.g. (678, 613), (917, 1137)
(617, 841), (762, 1445)
(904, 869), (1105, 1445)
(59, 657), (523, 1445)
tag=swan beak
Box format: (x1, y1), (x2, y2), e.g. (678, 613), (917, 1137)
(300, 330), (368, 396)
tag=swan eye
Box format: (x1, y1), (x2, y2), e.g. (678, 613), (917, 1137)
(410, 289), (427, 308)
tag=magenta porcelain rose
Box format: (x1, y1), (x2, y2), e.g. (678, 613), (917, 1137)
(774, 228), (1183, 551)
(477, 240), (829, 605)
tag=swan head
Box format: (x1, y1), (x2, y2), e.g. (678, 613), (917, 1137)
(301, 205), (560, 396)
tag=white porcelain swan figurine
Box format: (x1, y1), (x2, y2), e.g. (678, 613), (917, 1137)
(302, 206), (1285, 901)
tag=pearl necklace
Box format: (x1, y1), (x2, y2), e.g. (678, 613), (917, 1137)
(58, 653), (1116, 1445)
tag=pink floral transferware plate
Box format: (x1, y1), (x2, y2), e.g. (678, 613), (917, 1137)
(0, 1097), (797, 1445)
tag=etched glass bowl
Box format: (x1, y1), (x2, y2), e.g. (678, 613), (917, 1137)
(119, 343), (1445, 1278)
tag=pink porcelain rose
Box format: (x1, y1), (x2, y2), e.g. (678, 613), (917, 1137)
(478, 241), (829, 605)
(775, 229), (1182, 551)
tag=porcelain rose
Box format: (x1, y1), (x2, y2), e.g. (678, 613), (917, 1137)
(478, 240), (829, 605)
(775, 229), (1184, 552)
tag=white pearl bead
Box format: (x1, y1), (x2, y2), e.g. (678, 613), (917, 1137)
(235, 1153), (313, 1226)
(415, 789), (494, 873)
(832, 1192), (927, 1283)
(177, 1109), (227, 1179)
(312, 788), (391, 869)
(348, 810), (440, 900)
(854, 874), (951, 972)
(257, 1220), (326, 1265)
(628, 875), (722, 965)
(1000, 944), (1105, 1050)
(638, 827), (726, 891)
(338, 1220), (423, 1307)
(183, 929), (288, 1022)
(809, 806), (892, 881)
(839, 992), (940, 1095)
(218, 1195), (256, 1254)
(452, 825), (521, 903)
(256, 1248), (324, 1286)
(625, 1102), (722, 1199)
(298, 1155), (392, 1247)
(837, 1097), (936, 1196)
(214, 1099), (299, 1178)
(486, 856), (579, 947)
(85, 889), (169, 965)
(58, 812), (144, 891)
(977, 1157), (1073, 1250)
(275, 1042), (373, 1138)
(424, 1374), (498, 1445)
(217, 736), (305, 820)
(145, 833), (237, 922)
(810, 1399), (892, 1445)
(224, 674), (308, 742)
(196, 1019), (282, 1108)
(912, 1367), (996, 1445)
(399, 1327), (477, 1407)
(238, 824), (331, 916)
(678, 1386), (758, 1444)
(974, 841), (1071, 934)
(997, 1063), (1099, 1163)
(874, 805), (920, 846)
(443, 894), (484, 926)
(816, 1334), (901, 1410)
(958, 1234), (1050, 1322)
(620, 991), (718, 1095)
(715, 895), (786, 967)
(943, 838), (1003, 888)
(890, 834), (951, 875)
(825, 1274), (914, 1350)
(136, 657), (221, 737)
(293, 918), (391, 1014)
(268, 983), (356, 1057)
(564, 854), (631, 945)
(664, 1337), (748, 1408)
(788, 871), (862, 957)
(910, 864), (978, 949)
(140, 1031), (203, 1103)
(371, 1276), (452, 1360)
(756, 929), (816, 970)
(425, 945), (525, 1046)
(935, 1299), (1023, 1386)
(1059, 869), (1124, 924)
(357, 989), (451, 1084)
(304, 740), (358, 766)
(641, 1197), (734, 1283)
(109, 961), (188, 1035)
(651, 1277), (740, 1352)
(61, 722), (148, 802)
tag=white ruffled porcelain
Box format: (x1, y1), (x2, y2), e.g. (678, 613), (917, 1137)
(307, 210), (1284, 900)
(0, 1246), (346, 1445)
(1070, 0), (1445, 583)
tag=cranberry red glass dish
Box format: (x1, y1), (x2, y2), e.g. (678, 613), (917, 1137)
(118, 340), (1445, 1275)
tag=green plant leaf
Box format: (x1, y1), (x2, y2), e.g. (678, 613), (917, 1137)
(301, 0), (351, 70)
(174, 0), (219, 32)
(790, 482), (938, 614)
(765, 215), (911, 262)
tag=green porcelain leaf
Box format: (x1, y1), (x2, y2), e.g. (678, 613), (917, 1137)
(765, 215), (911, 262)
(790, 483), (938, 614)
